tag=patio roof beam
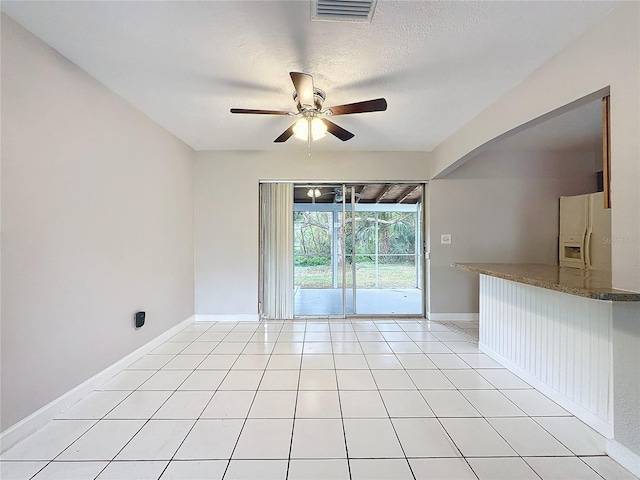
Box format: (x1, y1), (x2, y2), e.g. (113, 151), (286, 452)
(375, 185), (394, 203)
(398, 185), (420, 204)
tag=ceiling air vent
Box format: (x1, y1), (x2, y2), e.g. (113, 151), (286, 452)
(312, 0), (378, 23)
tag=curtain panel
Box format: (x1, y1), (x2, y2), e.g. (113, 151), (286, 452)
(260, 183), (294, 319)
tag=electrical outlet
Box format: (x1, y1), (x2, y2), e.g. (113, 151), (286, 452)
(441, 234), (452, 245)
(135, 311), (145, 328)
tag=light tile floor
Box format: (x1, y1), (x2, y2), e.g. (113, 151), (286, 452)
(1, 319), (638, 480)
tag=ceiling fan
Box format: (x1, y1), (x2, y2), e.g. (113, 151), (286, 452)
(230, 72), (387, 143)
(331, 186), (362, 203)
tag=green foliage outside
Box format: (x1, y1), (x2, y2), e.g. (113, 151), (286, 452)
(295, 256), (331, 267)
(294, 210), (419, 288)
(295, 263), (417, 288)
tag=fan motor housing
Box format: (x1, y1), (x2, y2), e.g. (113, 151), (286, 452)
(293, 88), (326, 112)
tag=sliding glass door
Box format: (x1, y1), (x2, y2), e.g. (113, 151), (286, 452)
(292, 183), (424, 318)
(351, 190), (423, 315)
(293, 184), (345, 316)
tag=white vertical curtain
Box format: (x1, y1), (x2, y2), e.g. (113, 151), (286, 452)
(261, 183), (294, 319)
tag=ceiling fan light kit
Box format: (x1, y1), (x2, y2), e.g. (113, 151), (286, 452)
(307, 188), (322, 198)
(230, 71), (387, 144)
(294, 117), (327, 141)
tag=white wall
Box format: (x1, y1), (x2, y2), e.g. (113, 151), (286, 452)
(428, 151), (597, 314)
(194, 150), (429, 315)
(426, 3), (640, 459)
(1, 14), (195, 430)
(430, 2), (640, 294)
(194, 145), (600, 320)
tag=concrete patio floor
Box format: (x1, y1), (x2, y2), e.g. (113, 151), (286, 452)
(294, 287), (423, 317)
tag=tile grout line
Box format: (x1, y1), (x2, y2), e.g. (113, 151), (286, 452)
(220, 320), (284, 479)
(369, 319), (417, 479)
(331, 320), (353, 480)
(284, 319), (305, 480)
(155, 320), (225, 480)
(92, 323), (217, 478)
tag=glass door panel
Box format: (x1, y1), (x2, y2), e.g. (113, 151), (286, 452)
(292, 183), (424, 317)
(293, 184), (345, 316)
(351, 184), (423, 316)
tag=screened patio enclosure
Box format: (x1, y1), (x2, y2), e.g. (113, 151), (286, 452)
(293, 183), (424, 317)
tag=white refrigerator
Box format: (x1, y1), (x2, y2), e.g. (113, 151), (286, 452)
(559, 191), (611, 270)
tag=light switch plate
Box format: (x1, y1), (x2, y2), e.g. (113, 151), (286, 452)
(441, 234), (452, 245)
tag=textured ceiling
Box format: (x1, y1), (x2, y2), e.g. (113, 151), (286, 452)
(1, 1), (617, 152)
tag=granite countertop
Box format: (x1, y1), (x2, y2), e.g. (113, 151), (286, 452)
(452, 263), (640, 302)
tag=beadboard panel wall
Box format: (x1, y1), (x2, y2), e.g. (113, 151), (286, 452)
(479, 275), (613, 434)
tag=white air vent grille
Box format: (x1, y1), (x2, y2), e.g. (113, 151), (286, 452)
(312, 0), (378, 22)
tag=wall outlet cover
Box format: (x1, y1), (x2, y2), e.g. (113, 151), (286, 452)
(441, 234), (452, 245)
(135, 311), (145, 328)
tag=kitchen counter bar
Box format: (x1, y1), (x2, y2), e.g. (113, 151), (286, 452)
(452, 262), (640, 473)
(452, 262), (640, 301)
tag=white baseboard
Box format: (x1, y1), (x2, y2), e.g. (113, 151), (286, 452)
(606, 439), (640, 478)
(0, 315), (195, 453)
(479, 343), (614, 438)
(195, 314), (260, 322)
(427, 312), (479, 321)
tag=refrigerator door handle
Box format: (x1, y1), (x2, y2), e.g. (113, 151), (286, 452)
(584, 229), (593, 269)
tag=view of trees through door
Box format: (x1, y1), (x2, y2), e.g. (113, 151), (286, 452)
(293, 183), (424, 317)
(294, 210), (418, 289)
